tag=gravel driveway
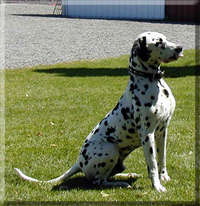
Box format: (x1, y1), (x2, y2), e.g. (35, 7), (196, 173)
(5, 3), (195, 69)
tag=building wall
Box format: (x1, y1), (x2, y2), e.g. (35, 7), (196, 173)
(165, 0), (198, 22)
(62, 0), (165, 20)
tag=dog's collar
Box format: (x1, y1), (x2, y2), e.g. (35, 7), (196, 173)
(129, 66), (164, 80)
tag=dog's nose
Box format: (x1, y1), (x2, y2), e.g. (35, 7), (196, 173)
(175, 46), (183, 53)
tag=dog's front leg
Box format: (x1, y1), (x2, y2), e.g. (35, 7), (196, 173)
(140, 132), (167, 192)
(156, 127), (171, 182)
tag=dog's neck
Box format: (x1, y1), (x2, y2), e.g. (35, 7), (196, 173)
(129, 56), (164, 80)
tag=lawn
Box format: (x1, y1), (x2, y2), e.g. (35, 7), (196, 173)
(5, 50), (196, 202)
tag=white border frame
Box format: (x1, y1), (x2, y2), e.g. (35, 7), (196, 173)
(0, 0), (5, 203)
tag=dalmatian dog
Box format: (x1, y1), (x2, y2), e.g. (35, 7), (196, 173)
(15, 32), (183, 192)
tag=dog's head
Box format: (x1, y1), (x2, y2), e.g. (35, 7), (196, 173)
(130, 32), (183, 66)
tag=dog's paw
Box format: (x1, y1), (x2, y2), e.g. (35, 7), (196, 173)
(153, 182), (167, 192)
(160, 172), (171, 182)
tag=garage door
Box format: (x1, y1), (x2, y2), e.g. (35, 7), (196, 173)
(62, 0), (165, 20)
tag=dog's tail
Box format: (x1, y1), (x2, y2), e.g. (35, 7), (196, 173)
(14, 163), (81, 184)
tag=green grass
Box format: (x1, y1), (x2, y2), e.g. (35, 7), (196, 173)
(5, 50), (195, 202)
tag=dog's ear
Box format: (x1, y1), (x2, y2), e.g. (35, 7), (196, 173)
(131, 37), (151, 62)
(129, 41), (140, 66)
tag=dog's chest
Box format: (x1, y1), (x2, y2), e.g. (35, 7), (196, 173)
(85, 77), (175, 157)
(150, 79), (175, 120)
(127, 77), (176, 121)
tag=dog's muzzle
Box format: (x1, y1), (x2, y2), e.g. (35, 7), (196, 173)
(164, 46), (183, 63)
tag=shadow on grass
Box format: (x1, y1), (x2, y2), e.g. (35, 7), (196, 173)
(35, 66), (196, 78)
(52, 176), (140, 191)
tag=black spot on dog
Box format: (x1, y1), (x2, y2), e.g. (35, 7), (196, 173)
(98, 153), (102, 157)
(84, 155), (89, 161)
(128, 128), (135, 134)
(144, 103), (152, 107)
(151, 96), (155, 100)
(85, 160), (88, 166)
(147, 166), (150, 174)
(82, 149), (87, 156)
(149, 147), (153, 154)
(141, 91), (145, 95)
(106, 127), (116, 136)
(161, 43), (166, 49)
(117, 139), (123, 143)
(145, 136), (149, 142)
(126, 135), (132, 139)
(145, 116), (149, 121)
(94, 129), (99, 135)
(163, 131), (166, 138)
(113, 103), (119, 112)
(106, 136), (116, 143)
(80, 162), (83, 168)
(136, 125), (141, 129)
(110, 159), (114, 162)
(134, 84), (138, 90)
(155, 38), (163, 47)
(134, 95), (141, 107)
(146, 122), (151, 128)
(131, 122), (135, 127)
(84, 143), (90, 148)
(144, 84), (149, 90)
(121, 107), (130, 120)
(132, 61), (137, 67)
(99, 119), (103, 125)
(98, 162), (106, 168)
(154, 60), (158, 65)
(135, 117), (140, 124)
(163, 89), (169, 98)
(104, 121), (108, 126)
(121, 146), (131, 151)
(122, 125), (127, 130)
(155, 109), (158, 114)
(160, 126), (165, 132)
(130, 75), (135, 82)
(137, 37), (152, 62)
(130, 83), (134, 91)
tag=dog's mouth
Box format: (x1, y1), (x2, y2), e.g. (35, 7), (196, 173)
(163, 47), (184, 63)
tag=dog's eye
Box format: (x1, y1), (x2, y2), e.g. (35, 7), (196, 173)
(160, 43), (166, 49)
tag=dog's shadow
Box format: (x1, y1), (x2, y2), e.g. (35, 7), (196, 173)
(34, 66), (196, 78)
(52, 175), (140, 191)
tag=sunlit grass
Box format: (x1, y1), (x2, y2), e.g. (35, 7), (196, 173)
(5, 50), (195, 201)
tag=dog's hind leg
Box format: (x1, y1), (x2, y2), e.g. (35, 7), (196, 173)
(114, 173), (142, 179)
(15, 162), (81, 184)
